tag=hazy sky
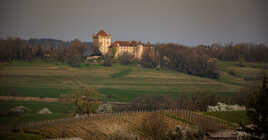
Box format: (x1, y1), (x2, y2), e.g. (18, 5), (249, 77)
(1, 0), (267, 45)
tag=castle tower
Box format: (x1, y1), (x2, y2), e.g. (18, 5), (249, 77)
(136, 41), (144, 59)
(92, 30), (111, 56)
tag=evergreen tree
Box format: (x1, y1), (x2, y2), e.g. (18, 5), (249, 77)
(242, 71), (268, 140)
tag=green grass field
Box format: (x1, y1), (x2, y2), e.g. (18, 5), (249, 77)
(204, 111), (250, 125)
(217, 60), (267, 81)
(0, 60), (257, 102)
(0, 132), (42, 140)
(0, 100), (73, 126)
(0, 86), (72, 98)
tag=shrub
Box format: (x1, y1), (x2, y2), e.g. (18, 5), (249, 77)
(165, 127), (183, 140)
(64, 87), (103, 115)
(119, 53), (136, 65)
(140, 52), (156, 68)
(103, 55), (113, 66)
(140, 112), (168, 139)
(228, 69), (237, 76)
(68, 55), (81, 67)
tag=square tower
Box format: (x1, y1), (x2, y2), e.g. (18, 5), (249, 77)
(92, 30), (111, 56)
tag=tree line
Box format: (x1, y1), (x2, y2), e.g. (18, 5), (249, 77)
(139, 43), (268, 79)
(0, 37), (90, 67)
(203, 43), (268, 62)
(140, 43), (219, 78)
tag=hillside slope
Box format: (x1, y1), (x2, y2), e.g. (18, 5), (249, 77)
(0, 61), (248, 101)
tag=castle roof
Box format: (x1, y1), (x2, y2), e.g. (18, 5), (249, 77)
(95, 29), (109, 36)
(112, 40), (141, 47)
(144, 42), (152, 47)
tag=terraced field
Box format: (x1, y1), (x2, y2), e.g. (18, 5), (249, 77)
(0, 61), (249, 101)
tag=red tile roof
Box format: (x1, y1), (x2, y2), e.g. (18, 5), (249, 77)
(144, 42), (152, 47)
(112, 40), (139, 47)
(95, 30), (108, 36)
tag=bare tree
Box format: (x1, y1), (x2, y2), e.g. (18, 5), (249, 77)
(62, 87), (102, 115)
(119, 52), (136, 65)
(68, 39), (85, 67)
(140, 112), (168, 139)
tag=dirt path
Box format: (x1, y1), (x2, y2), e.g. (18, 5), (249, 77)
(0, 96), (60, 102)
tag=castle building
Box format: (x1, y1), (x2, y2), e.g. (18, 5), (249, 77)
(93, 30), (152, 59)
(111, 40), (143, 59)
(92, 30), (111, 56)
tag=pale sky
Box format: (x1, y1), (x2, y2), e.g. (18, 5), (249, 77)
(0, 0), (267, 45)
